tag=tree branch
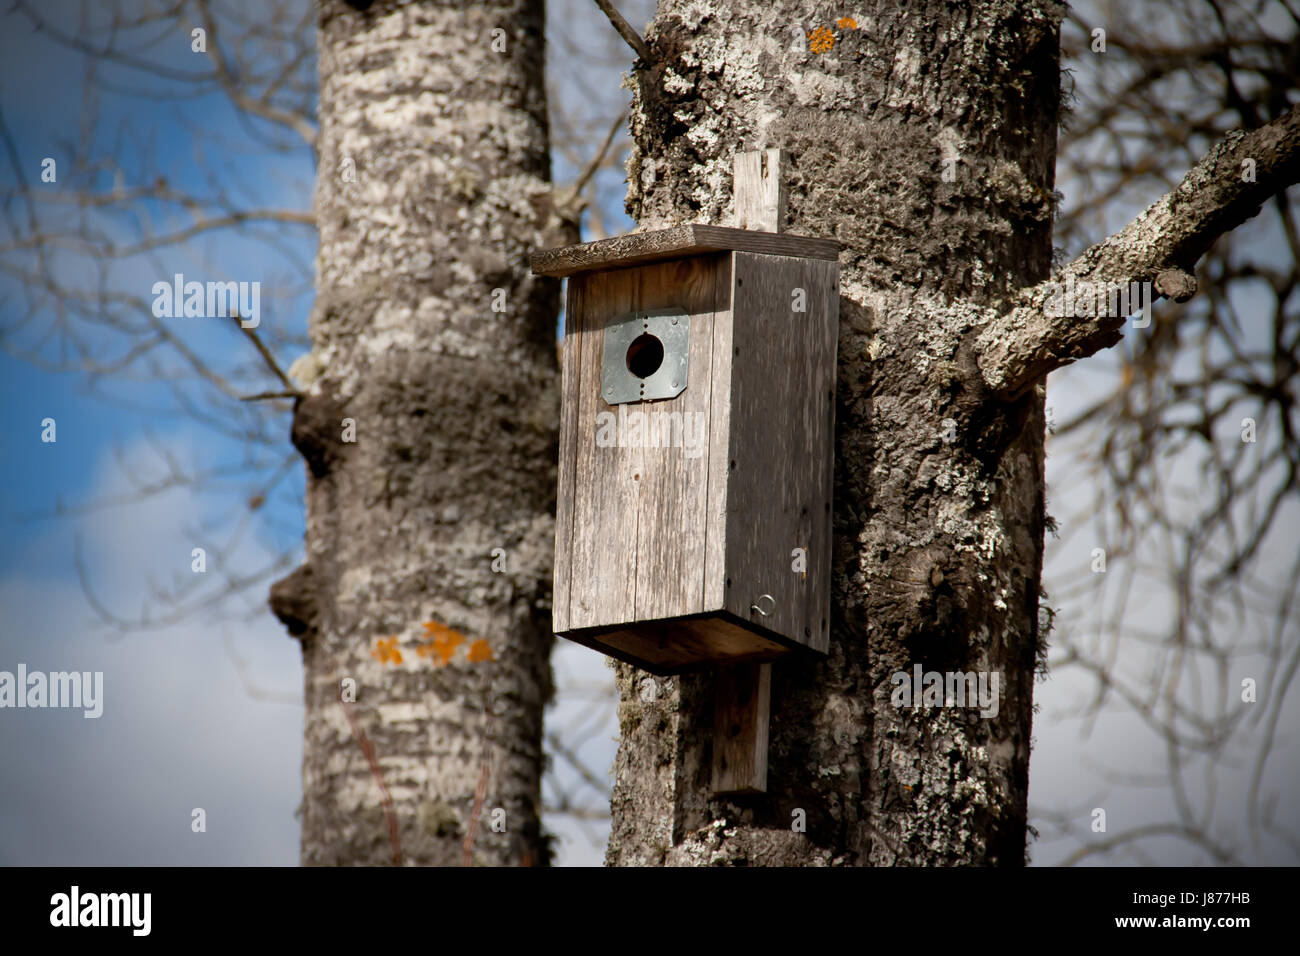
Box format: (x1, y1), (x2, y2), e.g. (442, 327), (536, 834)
(196, 0), (319, 147)
(552, 110), (626, 223)
(591, 0), (651, 63)
(977, 104), (1300, 398)
(230, 314), (298, 394)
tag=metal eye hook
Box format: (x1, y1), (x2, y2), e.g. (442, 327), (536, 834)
(751, 594), (776, 617)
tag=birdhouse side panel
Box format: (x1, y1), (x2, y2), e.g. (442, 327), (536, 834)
(722, 252), (838, 654)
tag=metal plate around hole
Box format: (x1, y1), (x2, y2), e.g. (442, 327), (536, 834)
(601, 307), (689, 405)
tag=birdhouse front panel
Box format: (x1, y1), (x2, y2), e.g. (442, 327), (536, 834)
(560, 254), (727, 638)
(537, 226), (839, 674)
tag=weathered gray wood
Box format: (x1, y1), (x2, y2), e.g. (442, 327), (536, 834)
(711, 150), (800, 796)
(551, 279), (586, 634)
(633, 259), (725, 623)
(731, 149), (787, 232)
(530, 223), (838, 278)
(702, 260), (734, 613)
(566, 267), (640, 628)
(722, 252), (837, 654)
(711, 661), (771, 793)
(563, 256), (728, 631)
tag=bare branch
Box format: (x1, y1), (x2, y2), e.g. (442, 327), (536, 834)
(241, 390), (299, 402)
(230, 315), (298, 394)
(569, 110), (625, 203)
(591, 0), (651, 63)
(552, 110), (626, 227)
(978, 104), (1300, 398)
(196, 0), (318, 147)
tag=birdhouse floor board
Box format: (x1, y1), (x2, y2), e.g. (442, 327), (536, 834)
(558, 611), (797, 675)
(530, 224), (839, 278)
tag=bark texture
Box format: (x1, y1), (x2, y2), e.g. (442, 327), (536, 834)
(275, 0), (560, 866)
(608, 0), (1061, 865)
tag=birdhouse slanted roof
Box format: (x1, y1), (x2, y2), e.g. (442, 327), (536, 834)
(529, 223), (839, 279)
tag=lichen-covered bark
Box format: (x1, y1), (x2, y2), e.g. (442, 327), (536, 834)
(276, 0), (559, 865)
(608, 0), (1061, 865)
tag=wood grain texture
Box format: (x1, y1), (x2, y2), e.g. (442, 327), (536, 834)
(554, 250), (837, 667)
(551, 278), (584, 633)
(562, 256), (728, 631)
(709, 150), (787, 798)
(530, 224), (838, 278)
(632, 260), (719, 623)
(552, 157), (838, 674)
(731, 149), (787, 232)
(722, 252), (838, 654)
(711, 661), (772, 793)
(566, 268), (640, 628)
(702, 258), (735, 612)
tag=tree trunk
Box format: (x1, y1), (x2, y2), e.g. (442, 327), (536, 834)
(274, 0), (560, 866)
(608, 0), (1059, 865)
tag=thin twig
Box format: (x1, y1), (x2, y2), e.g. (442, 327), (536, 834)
(572, 111), (626, 199)
(241, 390), (299, 402)
(196, 0), (319, 146)
(229, 314), (298, 393)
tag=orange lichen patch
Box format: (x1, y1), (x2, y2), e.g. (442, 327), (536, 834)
(809, 25), (835, 53)
(417, 620), (465, 665)
(371, 636), (403, 665)
(836, 16), (857, 29)
(421, 620), (461, 641)
(467, 639), (494, 663)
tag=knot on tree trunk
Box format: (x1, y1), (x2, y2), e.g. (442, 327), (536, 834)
(291, 392), (350, 479)
(270, 561), (320, 645)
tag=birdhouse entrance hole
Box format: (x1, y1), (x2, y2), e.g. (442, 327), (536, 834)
(626, 332), (664, 379)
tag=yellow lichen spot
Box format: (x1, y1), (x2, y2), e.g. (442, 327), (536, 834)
(836, 16), (857, 30)
(371, 636), (403, 665)
(467, 639), (494, 663)
(417, 620), (465, 665)
(808, 25), (835, 53)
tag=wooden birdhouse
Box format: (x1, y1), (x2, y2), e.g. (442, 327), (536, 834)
(532, 151), (840, 681)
